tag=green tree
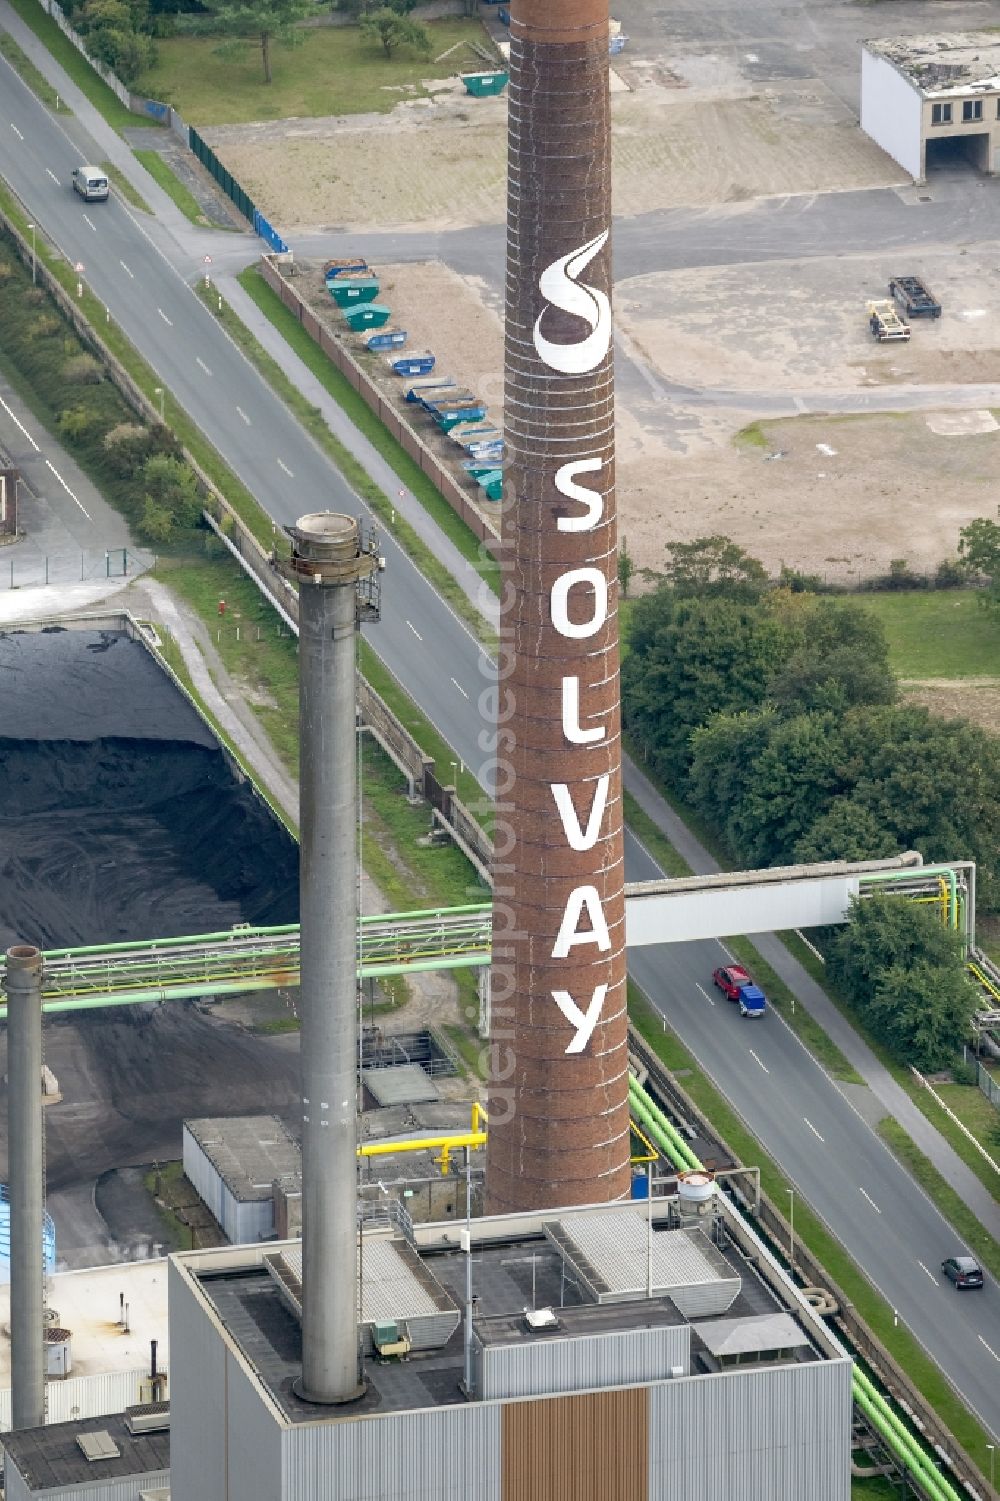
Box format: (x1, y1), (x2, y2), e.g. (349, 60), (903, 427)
(958, 508), (1000, 611)
(617, 535), (633, 598)
(868, 960), (977, 1072)
(359, 7), (429, 57)
(767, 597), (896, 716)
(827, 894), (977, 1069)
(662, 534), (769, 601)
(198, 0), (316, 82)
(793, 799), (899, 865)
(622, 590), (797, 781)
(141, 453), (202, 531)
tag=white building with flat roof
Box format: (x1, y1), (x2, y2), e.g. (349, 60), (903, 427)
(862, 34), (1000, 179)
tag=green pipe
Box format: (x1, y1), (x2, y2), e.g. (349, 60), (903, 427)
(860, 866), (960, 931)
(628, 1081), (701, 1172)
(853, 1368), (964, 1501)
(853, 1381), (959, 1501)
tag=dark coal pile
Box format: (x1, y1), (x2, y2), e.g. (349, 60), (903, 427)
(0, 627), (298, 949)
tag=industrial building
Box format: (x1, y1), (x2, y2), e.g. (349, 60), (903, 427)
(166, 1195), (851, 1501)
(861, 34), (1000, 179)
(183, 1116), (301, 1245)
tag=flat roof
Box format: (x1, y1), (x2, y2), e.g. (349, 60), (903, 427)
(865, 34), (1000, 96)
(362, 1063), (439, 1107)
(2, 1411), (169, 1491)
(185, 1116), (301, 1203)
(692, 1311), (810, 1358)
(191, 1203), (818, 1426)
(544, 1211), (740, 1304)
(0, 1260), (168, 1388)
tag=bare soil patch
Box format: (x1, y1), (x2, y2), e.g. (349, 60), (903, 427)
(900, 678), (1000, 738)
(619, 411), (1000, 585)
(207, 80), (902, 234)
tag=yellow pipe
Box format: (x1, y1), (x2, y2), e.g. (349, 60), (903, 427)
(969, 961), (1000, 1004)
(359, 1132), (487, 1160)
(629, 1118), (659, 1165)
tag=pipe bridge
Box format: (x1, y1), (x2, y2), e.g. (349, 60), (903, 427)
(0, 855), (973, 1015)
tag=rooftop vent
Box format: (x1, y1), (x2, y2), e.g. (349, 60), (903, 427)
(76, 1430), (121, 1463)
(523, 1307), (558, 1331)
(125, 1402), (171, 1436)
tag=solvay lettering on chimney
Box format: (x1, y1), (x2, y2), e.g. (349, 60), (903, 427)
(485, 0), (631, 1214)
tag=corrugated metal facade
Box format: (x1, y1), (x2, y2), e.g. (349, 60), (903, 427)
(480, 1324), (689, 1401)
(282, 1403), (501, 1501)
(182, 1128), (272, 1245)
(4, 1467), (170, 1501)
(225, 1338), (283, 1500)
(648, 1359), (852, 1501)
(168, 1261), (229, 1501)
(501, 1388), (649, 1501)
(0, 1369), (152, 1432)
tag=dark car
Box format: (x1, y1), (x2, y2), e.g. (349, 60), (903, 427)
(941, 1255), (984, 1290)
(713, 964), (752, 1002)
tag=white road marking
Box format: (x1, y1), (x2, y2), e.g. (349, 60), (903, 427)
(276, 457), (293, 477)
(82, 212), (97, 231)
(405, 620), (423, 641)
(803, 1117), (825, 1143)
(858, 1186), (881, 1213)
(978, 1335), (1000, 1362)
(44, 459), (92, 520)
(749, 1049), (769, 1075)
(451, 677), (470, 699)
(46, 168), (60, 185)
(196, 356), (212, 376)
(716, 940), (736, 962)
(236, 406), (251, 425)
(695, 982), (715, 1007)
(10, 124), (23, 141)
(157, 308), (173, 326)
(120, 260), (134, 278)
(917, 1261), (939, 1286)
(0, 394), (40, 451)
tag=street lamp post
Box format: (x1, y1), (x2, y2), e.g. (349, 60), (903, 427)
(154, 387), (164, 422)
(987, 1443), (995, 1490)
(27, 222), (35, 284)
(786, 1187), (795, 1273)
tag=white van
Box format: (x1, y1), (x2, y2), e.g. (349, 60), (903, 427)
(71, 165), (109, 202)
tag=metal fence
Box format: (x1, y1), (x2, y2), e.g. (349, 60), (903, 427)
(0, 546), (154, 590)
(978, 1059), (1000, 1110)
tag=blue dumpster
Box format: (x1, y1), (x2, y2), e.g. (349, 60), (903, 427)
(365, 327), (407, 351)
(390, 352), (435, 377)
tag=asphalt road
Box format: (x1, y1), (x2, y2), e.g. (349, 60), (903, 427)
(2, 48), (999, 1440)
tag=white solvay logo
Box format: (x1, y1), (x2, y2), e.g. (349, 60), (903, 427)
(533, 230), (612, 375)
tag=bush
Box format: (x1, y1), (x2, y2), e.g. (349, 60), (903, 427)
(58, 405), (102, 441)
(934, 557), (965, 590)
(62, 353), (103, 385)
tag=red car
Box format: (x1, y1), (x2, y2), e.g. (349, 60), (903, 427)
(712, 964), (752, 1001)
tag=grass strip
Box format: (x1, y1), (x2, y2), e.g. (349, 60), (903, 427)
(133, 149), (213, 226)
(101, 160), (152, 214)
(201, 276), (496, 650)
(233, 266), (501, 603)
(0, 180), (276, 553)
(6, 0), (140, 129)
(0, 29), (71, 110)
(623, 790), (693, 879)
(878, 1118), (1000, 1281)
(628, 982), (998, 1472)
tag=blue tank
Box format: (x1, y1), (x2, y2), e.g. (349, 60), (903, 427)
(0, 1185), (57, 1282)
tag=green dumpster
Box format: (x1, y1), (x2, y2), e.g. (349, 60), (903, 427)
(329, 276), (380, 308)
(462, 71), (510, 98)
(343, 303), (391, 332)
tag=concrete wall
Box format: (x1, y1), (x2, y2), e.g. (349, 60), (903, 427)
(168, 1261), (229, 1501)
(860, 49), (922, 178)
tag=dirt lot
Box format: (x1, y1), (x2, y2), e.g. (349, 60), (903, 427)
(331, 258), (1000, 580)
(901, 679), (1000, 738)
(207, 76), (902, 233)
(617, 246), (1000, 394)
